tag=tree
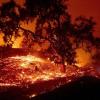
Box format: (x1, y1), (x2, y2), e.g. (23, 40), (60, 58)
(0, 0), (97, 70)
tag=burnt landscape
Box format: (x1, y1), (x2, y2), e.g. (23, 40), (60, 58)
(0, 49), (99, 100)
(0, 0), (100, 100)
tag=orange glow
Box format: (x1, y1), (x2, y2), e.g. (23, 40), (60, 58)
(0, 0), (10, 6)
(75, 48), (92, 67)
(0, 55), (67, 86)
(29, 94), (37, 98)
(0, 54), (99, 98)
(12, 37), (24, 48)
(0, 1), (99, 99)
(69, 0), (100, 38)
(0, 33), (5, 46)
(14, 0), (25, 7)
(11, 30), (23, 48)
(20, 18), (37, 33)
(11, 55), (45, 68)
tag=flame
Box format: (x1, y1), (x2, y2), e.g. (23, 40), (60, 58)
(11, 55), (44, 62)
(0, 33), (5, 46)
(11, 55), (45, 68)
(75, 48), (92, 67)
(0, 55), (67, 86)
(0, 54), (99, 99)
(12, 36), (24, 48)
(29, 94), (37, 98)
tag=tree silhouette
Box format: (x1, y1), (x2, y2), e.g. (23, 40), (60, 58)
(0, 0), (97, 70)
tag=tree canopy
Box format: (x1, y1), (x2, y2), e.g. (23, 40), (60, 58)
(0, 0), (98, 66)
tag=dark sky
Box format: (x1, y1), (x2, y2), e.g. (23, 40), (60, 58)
(69, 0), (100, 37)
(0, 0), (99, 37)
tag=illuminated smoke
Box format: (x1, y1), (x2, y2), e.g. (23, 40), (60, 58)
(75, 48), (92, 67)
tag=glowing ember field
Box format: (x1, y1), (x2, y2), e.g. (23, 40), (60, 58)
(0, 55), (99, 98)
(0, 55), (99, 85)
(0, 55), (66, 86)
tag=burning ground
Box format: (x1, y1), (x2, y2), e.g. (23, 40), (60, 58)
(0, 53), (100, 99)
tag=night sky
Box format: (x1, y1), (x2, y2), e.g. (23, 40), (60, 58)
(69, 0), (100, 37)
(0, 0), (100, 37)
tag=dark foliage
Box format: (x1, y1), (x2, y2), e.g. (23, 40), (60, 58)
(0, 0), (97, 66)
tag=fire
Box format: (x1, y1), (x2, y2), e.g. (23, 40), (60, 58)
(11, 55), (45, 68)
(11, 55), (44, 63)
(12, 36), (24, 48)
(75, 48), (92, 67)
(0, 54), (99, 98)
(0, 55), (66, 86)
(29, 94), (37, 98)
(0, 33), (5, 46)
(0, 55), (99, 85)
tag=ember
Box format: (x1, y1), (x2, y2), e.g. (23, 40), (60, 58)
(0, 55), (99, 85)
(11, 55), (45, 68)
(0, 55), (65, 85)
(0, 0), (99, 99)
(0, 55), (99, 99)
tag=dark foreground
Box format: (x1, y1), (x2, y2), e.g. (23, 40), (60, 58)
(0, 76), (100, 100)
(33, 76), (100, 100)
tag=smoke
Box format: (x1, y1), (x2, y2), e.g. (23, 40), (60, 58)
(75, 48), (92, 67)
